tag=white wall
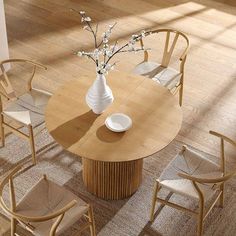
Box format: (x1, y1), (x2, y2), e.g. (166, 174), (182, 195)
(0, 0), (10, 73)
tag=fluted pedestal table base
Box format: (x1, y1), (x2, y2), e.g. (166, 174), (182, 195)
(82, 158), (143, 200)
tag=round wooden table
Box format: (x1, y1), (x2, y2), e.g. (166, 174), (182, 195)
(45, 71), (182, 200)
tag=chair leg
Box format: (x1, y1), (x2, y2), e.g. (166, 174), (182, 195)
(219, 183), (224, 208)
(11, 217), (16, 236)
(0, 114), (5, 147)
(179, 83), (183, 106)
(197, 197), (204, 236)
(28, 125), (36, 165)
(88, 205), (96, 236)
(150, 180), (160, 222)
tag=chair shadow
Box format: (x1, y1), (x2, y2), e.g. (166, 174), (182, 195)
(64, 171), (130, 235)
(50, 110), (99, 149)
(138, 192), (173, 236)
(0, 155), (33, 177)
(140, 64), (166, 79)
(0, 140), (58, 178)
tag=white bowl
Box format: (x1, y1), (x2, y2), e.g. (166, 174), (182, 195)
(105, 113), (132, 132)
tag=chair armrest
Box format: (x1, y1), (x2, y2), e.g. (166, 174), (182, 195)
(0, 164), (24, 218)
(1, 199), (78, 224)
(179, 47), (189, 61)
(178, 172), (234, 184)
(0, 59), (47, 70)
(209, 130), (236, 147)
(27, 60), (47, 70)
(0, 164), (23, 183)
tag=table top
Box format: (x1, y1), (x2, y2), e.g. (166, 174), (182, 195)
(45, 71), (182, 162)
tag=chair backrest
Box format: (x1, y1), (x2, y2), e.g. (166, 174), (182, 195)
(179, 130), (236, 184)
(0, 164), (77, 235)
(0, 60), (17, 99)
(141, 28), (190, 67)
(0, 58), (47, 100)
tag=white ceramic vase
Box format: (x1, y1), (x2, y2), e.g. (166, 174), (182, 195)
(86, 73), (114, 114)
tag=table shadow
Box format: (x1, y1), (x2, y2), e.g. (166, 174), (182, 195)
(50, 110), (99, 148)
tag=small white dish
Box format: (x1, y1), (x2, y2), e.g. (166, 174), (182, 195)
(105, 113), (132, 132)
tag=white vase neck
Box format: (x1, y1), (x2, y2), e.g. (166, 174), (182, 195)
(96, 73), (106, 79)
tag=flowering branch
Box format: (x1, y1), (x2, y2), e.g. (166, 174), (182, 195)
(70, 8), (98, 48)
(72, 10), (151, 74)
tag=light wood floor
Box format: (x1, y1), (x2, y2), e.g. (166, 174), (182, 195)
(1, 0), (236, 234)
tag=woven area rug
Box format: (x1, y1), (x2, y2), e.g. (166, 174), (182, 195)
(0, 130), (236, 236)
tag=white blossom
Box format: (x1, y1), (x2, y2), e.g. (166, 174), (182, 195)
(83, 26), (89, 30)
(77, 51), (84, 57)
(128, 43), (135, 50)
(103, 43), (109, 49)
(131, 34), (138, 39)
(100, 68), (107, 74)
(82, 16), (91, 22)
(129, 39), (135, 45)
(93, 48), (101, 60)
(106, 50), (113, 57)
(96, 67), (101, 73)
(105, 64), (114, 71)
(103, 37), (108, 43)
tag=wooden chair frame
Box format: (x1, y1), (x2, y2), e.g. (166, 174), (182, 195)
(139, 29), (190, 106)
(0, 164), (96, 236)
(150, 130), (236, 236)
(0, 58), (50, 165)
